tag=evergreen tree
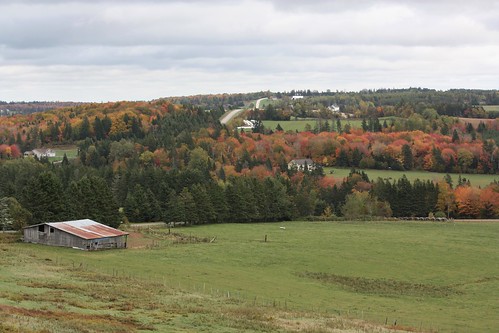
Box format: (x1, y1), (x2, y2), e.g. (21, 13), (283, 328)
(452, 129), (460, 143)
(67, 176), (120, 227)
(191, 184), (216, 224)
(208, 183), (228, 222)
(93, 117), (105, 140)
(361, 118), (368, 131)
(58, 152), (68, 167)
(166, 190), (184, 222)
(336, 119), (342, 133)
(179, 187), (198, 225)
(80, 116), (91, 140)
(402, 144), (413, 170)
(23, 171), (67, 224)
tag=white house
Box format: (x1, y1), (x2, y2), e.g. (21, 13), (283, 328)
(288, 158), (316, 171)
(24, 148), (56, 158)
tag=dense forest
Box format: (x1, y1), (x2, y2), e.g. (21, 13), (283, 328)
(0, 89), (498, 230)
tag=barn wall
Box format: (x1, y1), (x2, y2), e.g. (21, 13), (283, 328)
(88, 236), (127, 250)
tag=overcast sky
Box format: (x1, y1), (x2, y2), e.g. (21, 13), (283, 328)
(1, 0), (498, 102)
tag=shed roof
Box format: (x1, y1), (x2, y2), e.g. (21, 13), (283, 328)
(29, 219), (128, 240)
(289, 158), (314, 165)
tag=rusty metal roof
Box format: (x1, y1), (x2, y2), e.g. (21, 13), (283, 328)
(45, 219), (128, 240)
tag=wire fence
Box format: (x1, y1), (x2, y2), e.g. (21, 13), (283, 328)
(43, 254), (444, 332)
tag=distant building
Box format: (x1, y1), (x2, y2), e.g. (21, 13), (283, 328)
(237, 119), (257, 130)
(292, 96), (304, 100)
(23, 219), (128, 250)
(328, 104), (340, 113)
(24, 148), (56, 158)
(288, 158), (316, 171)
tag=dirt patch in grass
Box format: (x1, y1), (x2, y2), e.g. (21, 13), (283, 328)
(0, 304), (153, 332)
(127, 231), (153, 249)
(300, 272), (459, 298)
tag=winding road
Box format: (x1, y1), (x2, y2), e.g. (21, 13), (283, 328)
(219, 98), (268, 125)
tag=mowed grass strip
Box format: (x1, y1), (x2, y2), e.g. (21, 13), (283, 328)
(324, 167), (498, 188)
(2, 221), (499, 332)
(263, 117), (399, 132)
(482, 105), (499, 112)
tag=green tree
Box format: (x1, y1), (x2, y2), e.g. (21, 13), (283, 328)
(179, 187), (198, 225)
(67, 176), (121, 227)
(402, 144), (413, 170)
(23, 171), (67, 224)
(0, 197), (12, 231)
(341, 191), (391, 219)
(191, 184), (216, 224)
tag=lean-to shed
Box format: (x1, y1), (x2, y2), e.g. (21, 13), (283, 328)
(23, 219), (128, 250)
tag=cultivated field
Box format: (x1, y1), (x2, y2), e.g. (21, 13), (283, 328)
(1, 221), (498, 332)
(263, 117), (397, 132)
(324, 167), (498, 188)
(482, 105), (499, 112)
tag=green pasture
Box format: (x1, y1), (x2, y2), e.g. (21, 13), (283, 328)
(257, 98), (276, 109)
(324, 167), (498, 187)
(482, 105), (499, 112)
(263, 117), (397, 132)
(263, 119), (317, 132)
(2, 221), (499, 332)
(48, 146), (78, 162)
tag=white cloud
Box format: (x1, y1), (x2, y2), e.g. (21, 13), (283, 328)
(0, 0), (498, 101)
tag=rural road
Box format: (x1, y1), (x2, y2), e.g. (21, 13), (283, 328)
(219, 108), (243, 125)
(255, 97), (268, 109)
(220, 98), (268, 125)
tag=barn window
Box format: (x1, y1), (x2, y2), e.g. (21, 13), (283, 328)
(50, 228), (54, 233)
(38, 225), (44, 232)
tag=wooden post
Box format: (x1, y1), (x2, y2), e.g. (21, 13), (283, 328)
(264, 235), (267, 242)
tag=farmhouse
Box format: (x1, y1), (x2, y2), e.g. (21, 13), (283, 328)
(24, 148), (56, 158)
(288, 158), (316, 171)
(23, 219), (128, 250)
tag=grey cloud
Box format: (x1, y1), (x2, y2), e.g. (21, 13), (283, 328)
(0, 0), (498, 101)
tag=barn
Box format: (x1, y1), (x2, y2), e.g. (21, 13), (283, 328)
(23, 219), (128, 250)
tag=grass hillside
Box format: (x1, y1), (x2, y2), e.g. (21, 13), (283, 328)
(324, 167), (499, 188)
(2, 221), (498, 332)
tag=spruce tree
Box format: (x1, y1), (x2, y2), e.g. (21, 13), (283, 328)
(23, 171), (67, 224)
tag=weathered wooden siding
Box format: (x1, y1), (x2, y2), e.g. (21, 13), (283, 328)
(23, 224), (127, 250)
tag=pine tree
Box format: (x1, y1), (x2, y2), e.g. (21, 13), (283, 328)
(23, 171), (67, 224)
(179, 187), (198, 225)
(191, 184), (215, 224)
(402, 144), (413, 170)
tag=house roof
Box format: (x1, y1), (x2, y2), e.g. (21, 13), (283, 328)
(289, 158), (314, 165)
(33, 148), (53, 153)
(27, 219), (128, 240)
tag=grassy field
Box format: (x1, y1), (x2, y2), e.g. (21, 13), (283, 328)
(263, 119), (318, 131)
(482, 105), (499, 112)
(263, 117), (397, 132)
(47, 146), (78, 162)
(2, 221), (499, 332)
(257, 98), (273, 109)
(324, 167), (498, 187)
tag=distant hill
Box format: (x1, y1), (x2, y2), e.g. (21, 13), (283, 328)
(0, 101), (82, 115)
